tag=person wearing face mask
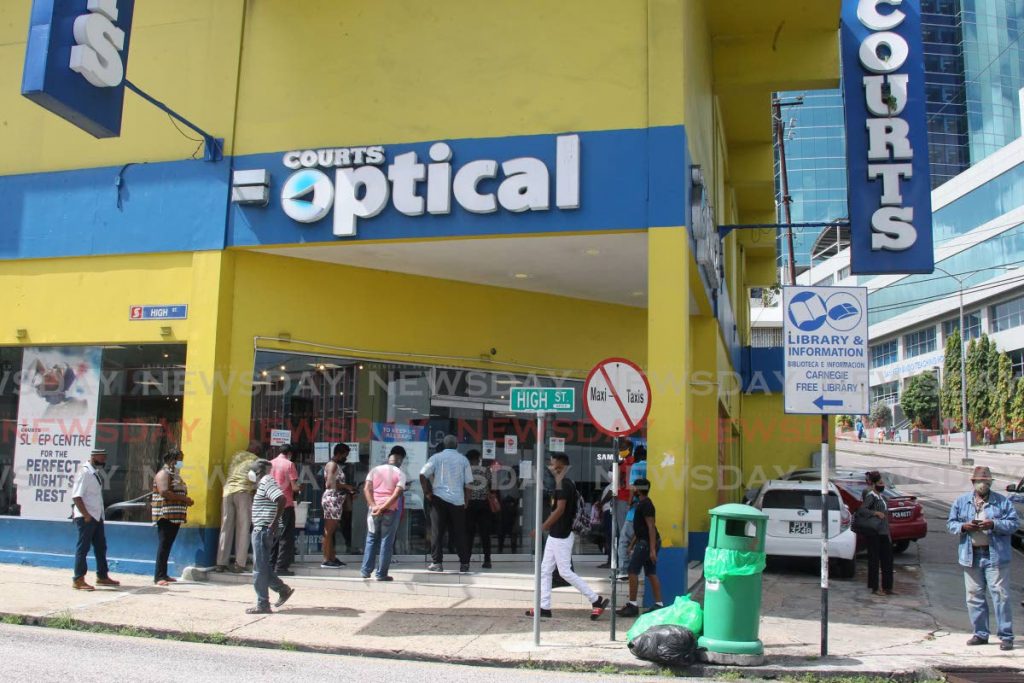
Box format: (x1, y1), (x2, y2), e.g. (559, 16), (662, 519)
(151, 448), (194, 586)
(857, 471), (893, 596)
(70, 448), (120, 591)
(947, 466), (1019, 650)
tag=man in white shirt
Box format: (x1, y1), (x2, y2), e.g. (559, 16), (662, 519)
(71, 449), (120, 591)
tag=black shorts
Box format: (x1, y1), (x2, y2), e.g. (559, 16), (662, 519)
(628, 539), (660, 576)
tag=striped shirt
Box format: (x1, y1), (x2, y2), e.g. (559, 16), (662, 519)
(252, 475), (284, 528)
(151, 466), (188, 524)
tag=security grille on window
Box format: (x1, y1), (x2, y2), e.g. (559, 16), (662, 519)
(903, 328), (937, 358)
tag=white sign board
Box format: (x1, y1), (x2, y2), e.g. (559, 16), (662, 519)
(504, 435), (518, 455)
(583, 358), (651, 438)
(783, 286), (869, 415)
(549, 437), (565, 453)
(270, 429), (291, 446)
(482, 439), (496, 459)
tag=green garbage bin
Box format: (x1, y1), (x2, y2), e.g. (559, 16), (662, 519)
(697, 503), (769, 658)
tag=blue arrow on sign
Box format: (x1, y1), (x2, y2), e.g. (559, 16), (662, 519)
(813, 395), (843, 410)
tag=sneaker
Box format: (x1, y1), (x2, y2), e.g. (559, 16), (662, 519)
(320, 559), (344, 568)
(459, 564), (471, 574)
(616, 574), (629, 582)
(245, 605), (272, 615)
(276, 569), (295, 577)
(274, 586), (295, 608)
(95, 576), (120, 587)
(229, 565), (246, 574)
(525, 607), (553, 618)
(616, 602), (640, 617)
(72, 578), (95, 591)
(1001, 640), (1014, 651)
(966, 636), (989, 646)
(590, 596), (610, 621)
(427, 563), (443, 572)
(376, 575), (394, 582)
(214, 565), (228, 573)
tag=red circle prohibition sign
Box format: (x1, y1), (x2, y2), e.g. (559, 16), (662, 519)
(583, 357), (652, 438)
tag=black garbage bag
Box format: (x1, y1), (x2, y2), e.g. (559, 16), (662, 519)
(627, 624), (698, 667)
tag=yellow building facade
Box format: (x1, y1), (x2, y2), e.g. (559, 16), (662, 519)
(0, 1), (839, 598)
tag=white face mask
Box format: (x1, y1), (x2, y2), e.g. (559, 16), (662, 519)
(974, 481), (991, 495)
(247, 470), (259, 483)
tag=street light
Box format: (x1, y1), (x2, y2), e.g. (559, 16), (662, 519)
(932, 264), (1021, 466)
(933, 365), (949, 464)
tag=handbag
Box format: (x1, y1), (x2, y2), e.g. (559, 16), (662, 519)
(487, 492), (501, 515)
(853, 495), (885, 534)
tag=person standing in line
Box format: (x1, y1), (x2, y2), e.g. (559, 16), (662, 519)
(612, 443), (635, 577)
(465, 449), (494, 569)
(858, 471), (894, 596)
(597, 477), (614, 569)
(215, 440), (261, 573)
(361, 446), (407, 580)
(420, 434), (473, 573)
(340, 452), (359, 555)
(617, 445), (647, 580)
(71, 448), (120, 591)
(947, 466), (1018, 650)
(246, 459), (295, 614)
(151, 448), (193, 586)
(321, 443), (355, 568)
(525, 452), (609, 620)
(270, 444), (299, 576)
(616, 478), (664, 617)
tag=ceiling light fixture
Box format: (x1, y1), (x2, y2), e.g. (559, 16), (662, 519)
(513, 273), (530, 279)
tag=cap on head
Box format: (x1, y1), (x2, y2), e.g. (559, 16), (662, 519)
(971, 465), (993, 482)
(90, 448), (107, 457)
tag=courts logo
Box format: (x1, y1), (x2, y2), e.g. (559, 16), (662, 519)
(281, 170), (334, 224)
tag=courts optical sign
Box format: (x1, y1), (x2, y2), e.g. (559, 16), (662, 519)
(842, 0), (934, 275)
(22, 0), (135, 138)
(277, 135), (581, 237)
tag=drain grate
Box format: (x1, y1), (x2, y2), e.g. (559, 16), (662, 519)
(943, 669), (1024, 683)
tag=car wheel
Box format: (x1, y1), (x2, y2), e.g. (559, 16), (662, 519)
(892, 540), (910, 554)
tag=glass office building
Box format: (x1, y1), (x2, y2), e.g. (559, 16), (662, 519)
(775, 0), (1024, 273)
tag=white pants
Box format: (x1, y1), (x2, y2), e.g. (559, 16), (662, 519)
(541, 532), (598, 609)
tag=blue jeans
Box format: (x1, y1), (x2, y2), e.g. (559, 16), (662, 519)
(361, 510), (399, 578)
(964, 551), (1014, 642)
(74, 518), (109, 580)
(252, 527), (288, 609)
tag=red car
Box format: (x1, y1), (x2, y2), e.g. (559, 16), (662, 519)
(832, 477), (927, 553)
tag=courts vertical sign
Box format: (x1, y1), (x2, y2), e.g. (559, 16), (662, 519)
(842, 0), (933, 275)
(22, 0), (136, 138)
(14, 346), (103, 520)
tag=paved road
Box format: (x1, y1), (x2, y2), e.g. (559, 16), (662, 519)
(0, 624), (703, 683)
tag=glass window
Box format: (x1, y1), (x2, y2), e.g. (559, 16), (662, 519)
(904, 328), (938, 358)
(1, 344), (187, 520)
(991, 296), (1024, 332)
(942, 311), (982, 341)
(871, 339), (899, 368)
(761, 489), (841, 510)
(870, 381), (900, 405)
(1009, 349), (1024, 378)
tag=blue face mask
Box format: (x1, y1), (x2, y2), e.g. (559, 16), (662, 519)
(174, 460), (184, 471)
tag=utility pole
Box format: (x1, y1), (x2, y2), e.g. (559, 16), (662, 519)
(773, 96), (802, 287)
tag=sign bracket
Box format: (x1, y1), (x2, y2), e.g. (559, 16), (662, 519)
(124, 80), (223, 161)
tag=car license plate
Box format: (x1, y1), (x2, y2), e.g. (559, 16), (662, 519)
(891, 510), (912, 519)
(789, 521), (813, 535)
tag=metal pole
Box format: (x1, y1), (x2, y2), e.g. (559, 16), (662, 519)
(773, 98), (798, 286)
(533, 413), (546, 646)
(959, 282), (973, 466)
(820, 415), (829, 657)
(610, 437), (620, 641)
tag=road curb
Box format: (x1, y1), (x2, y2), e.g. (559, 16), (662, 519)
(0, 609), (984, 680)
(840, 442), (1024, 479)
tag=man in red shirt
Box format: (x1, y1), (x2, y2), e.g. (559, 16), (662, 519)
(270, 444), (300, 576)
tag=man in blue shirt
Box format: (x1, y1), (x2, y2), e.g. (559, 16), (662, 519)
(947, 466), (1019, 650)
(617, 445), (647, 580)
(420, 434), (474, 573)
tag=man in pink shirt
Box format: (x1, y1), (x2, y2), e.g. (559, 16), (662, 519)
(361, 446), (407, 581)
(270, 444), (300, 576)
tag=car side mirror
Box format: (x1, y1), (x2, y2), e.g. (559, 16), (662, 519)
(1007, 484), (1018, 493)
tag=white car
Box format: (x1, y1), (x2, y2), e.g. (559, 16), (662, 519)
(753, 480), (857, 579)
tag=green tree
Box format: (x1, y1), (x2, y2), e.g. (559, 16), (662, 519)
(870, 401), (892, 428)
(941, 328), (962, 430)
(994, 352), (1014, 435)
(965, 337), (987, 430)
(1011, 377), (1024, 439)
(902, 372), (939, 428)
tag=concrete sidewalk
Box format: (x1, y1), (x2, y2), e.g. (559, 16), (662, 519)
(0, 562), (1021, 679)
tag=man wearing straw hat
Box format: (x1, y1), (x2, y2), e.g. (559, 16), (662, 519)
(947, 465), (1019, 650)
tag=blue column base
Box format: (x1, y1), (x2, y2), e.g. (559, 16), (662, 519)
(647, 545), (689, 607)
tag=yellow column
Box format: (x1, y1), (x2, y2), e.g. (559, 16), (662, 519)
(687, 316), (719, 543)
(647, 227), (692, 600)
